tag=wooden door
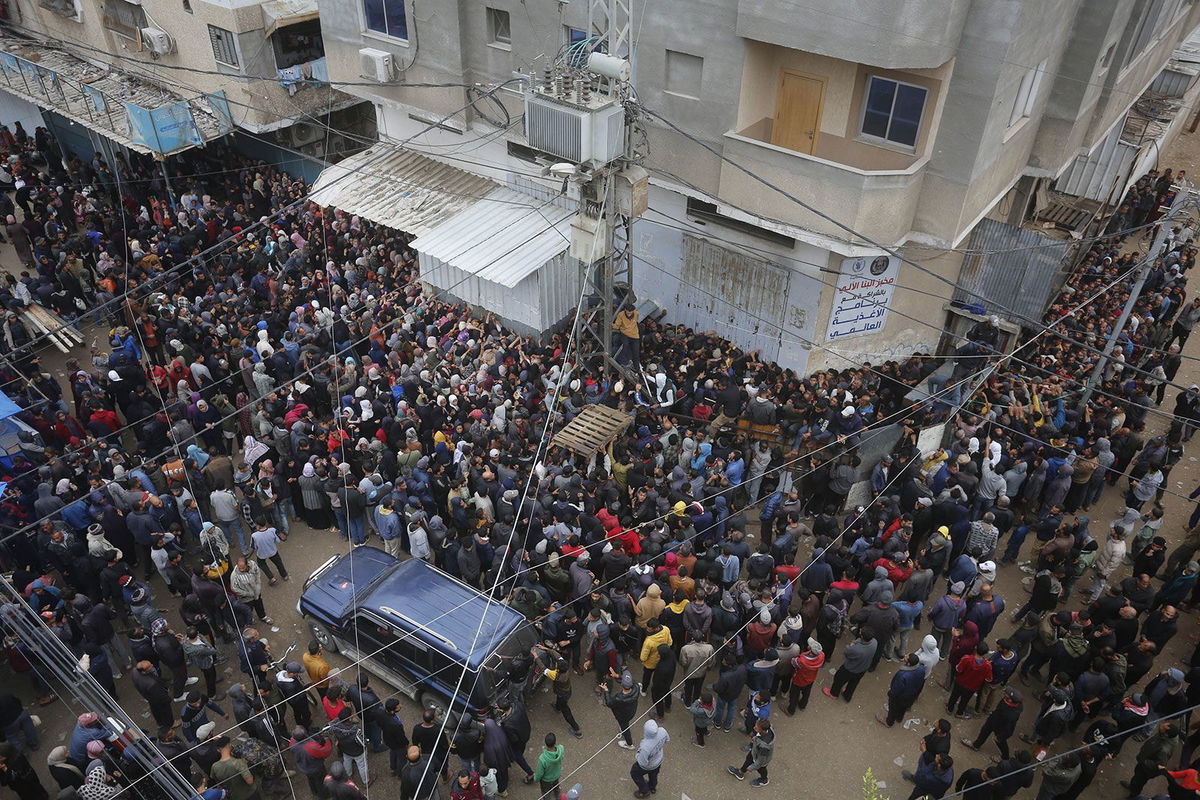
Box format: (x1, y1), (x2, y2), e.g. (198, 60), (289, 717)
(771, 70), (824, 154)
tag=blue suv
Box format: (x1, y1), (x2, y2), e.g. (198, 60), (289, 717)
(298, 547), (538, 718)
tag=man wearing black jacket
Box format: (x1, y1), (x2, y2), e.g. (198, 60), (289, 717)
(966, 686), (1022, 759)
(276, 662), (312, 729)
(380, 698), (409, 777)
(132, 660), (175, 733)
(151, 619), (193, 700)
(345, 674), (383, 753)
(991, 750), (1035, 799)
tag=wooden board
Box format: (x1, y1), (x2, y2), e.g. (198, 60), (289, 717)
(19, 304), (83, 353)
(552, 404), (634, 456)
(30, 305), (83, 344)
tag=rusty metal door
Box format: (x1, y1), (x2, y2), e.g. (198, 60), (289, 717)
(677, 234), (790, 361)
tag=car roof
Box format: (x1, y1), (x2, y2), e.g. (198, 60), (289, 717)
(361, 558), (526, 669)
(301, 546), (397, 623)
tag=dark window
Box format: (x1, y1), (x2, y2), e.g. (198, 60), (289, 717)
(685, 197), (796, 248)
(272, 20), (324, 70)
(364, 0), (408, 40)
(860, 76), (927, 149)
(103, 0), (146, 38)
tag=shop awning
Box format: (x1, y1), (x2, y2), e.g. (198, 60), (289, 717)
(310, 143), (498, 237)
(262, 0), (320, 36)
(410, 188), (574, 287)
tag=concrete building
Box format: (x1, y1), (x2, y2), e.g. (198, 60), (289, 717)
(314, 0), (1200, 372)
(0, 0), (372, 170)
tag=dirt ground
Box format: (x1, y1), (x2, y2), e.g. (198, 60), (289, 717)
(7, 127), (1200, 800)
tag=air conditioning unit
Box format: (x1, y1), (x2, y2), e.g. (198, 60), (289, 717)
(359, 48), (394, 83)
(140, 27), (175, 56)
(524, 90), (625, 165)
(288, 122), (323, 148)
(304, 135), (348, 159)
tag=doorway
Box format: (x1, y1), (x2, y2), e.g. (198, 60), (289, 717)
(771, 70), (824, 155)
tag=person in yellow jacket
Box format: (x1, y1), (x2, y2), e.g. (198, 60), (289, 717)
(612, 304), (641, 367)
(639, 618), (673, 698)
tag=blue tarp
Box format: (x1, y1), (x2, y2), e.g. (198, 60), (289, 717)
(0, 391), (21, 421)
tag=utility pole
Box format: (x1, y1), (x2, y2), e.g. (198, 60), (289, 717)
(1078, 187), (1194, 410)
(523, 0), (646, 381)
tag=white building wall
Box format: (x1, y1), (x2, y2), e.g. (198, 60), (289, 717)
(0, 93), (45, 139)
(634, 184), (826, 373)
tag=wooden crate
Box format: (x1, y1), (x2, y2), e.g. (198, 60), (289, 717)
(552, 404), (634, 456)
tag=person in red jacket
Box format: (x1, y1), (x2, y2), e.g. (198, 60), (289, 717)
(609, 524), (642, 557)
(872, 554), (913, 587)
(947, 643), (993, 719)
(786, 638), (825, 714)
(289, 725), (333, 797)
(596, 507), (622, 535)
(450, 769), (485, 800)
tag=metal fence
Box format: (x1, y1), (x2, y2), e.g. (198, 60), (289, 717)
(952, 218), (1071, 318)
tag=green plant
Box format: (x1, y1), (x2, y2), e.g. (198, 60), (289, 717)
(864, 767), (890, 800)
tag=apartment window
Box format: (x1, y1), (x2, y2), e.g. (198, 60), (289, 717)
(565, 26), (587, 45)
(364, 0), (408, 40)
(40, 0), (81, 21)
(487, 7), (511, 47)
(860, 75), (927, 149)
(208, 25), (240, 68)
(1125, 0), (1186, 67)
(1009, 60), (1046, 127)
(103, 0), (146, 38)
(665, 50), (703, 99)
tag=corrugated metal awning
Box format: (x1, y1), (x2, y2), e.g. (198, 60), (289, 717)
(410, 188), (574, 287)
(309, 143), (498, 237)
(262, 0), (319, 36)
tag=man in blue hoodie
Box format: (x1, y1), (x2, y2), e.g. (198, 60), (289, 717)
(929, 581), (966, 655)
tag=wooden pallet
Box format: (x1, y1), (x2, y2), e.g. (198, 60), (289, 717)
(552, 404), (634, 456)
(736, 418), (782, 443)
(20, 304), (83, 353)
(1039, 201), (1091, 232)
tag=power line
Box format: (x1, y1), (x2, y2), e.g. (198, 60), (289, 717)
(637, 104), (1200, 405)
(539, 239), (1173, 790)
(121, 360), (990, 794)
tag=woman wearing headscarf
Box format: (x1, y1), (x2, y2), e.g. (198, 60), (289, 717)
(185, 444), (210, 470)
(650, 644), (677, 718)
(299, 462), (332, 529)
(234, 390), (253, 439)
(481, 718), (513, 796)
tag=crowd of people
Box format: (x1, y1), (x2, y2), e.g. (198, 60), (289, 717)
(0, 119), (1196, 800)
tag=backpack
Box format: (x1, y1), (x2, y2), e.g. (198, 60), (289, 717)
(825, 599), (849, 638)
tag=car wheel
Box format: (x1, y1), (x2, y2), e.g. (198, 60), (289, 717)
(309, 621), (339, 654)
(419, 690), (450, 722)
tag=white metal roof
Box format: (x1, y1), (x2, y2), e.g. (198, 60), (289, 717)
(410, 188), (574, 288)
(309, 143), (498, 237)
(262, 0), (320, 36)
